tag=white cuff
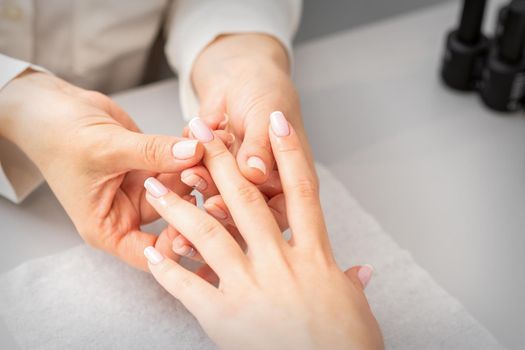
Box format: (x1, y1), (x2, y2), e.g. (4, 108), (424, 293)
(0, 54), (49, 203)
(165, 0), (302, 120)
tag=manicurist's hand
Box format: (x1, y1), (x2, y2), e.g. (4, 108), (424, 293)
(0, 71), (204, 270)
(143, 114), (384, 350)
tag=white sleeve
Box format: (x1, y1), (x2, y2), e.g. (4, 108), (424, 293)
(0, 54), (50, 203)
(164, 0), (302, 120)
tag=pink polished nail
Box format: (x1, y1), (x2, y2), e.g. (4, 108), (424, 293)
(189, 117), (214, 143)
(181, 170), (208, 191)
(144, 177), (168, 198)
(358, 264), (374, 289)
(270, 111), (290, 137)
(172, 140), (198, 159)
(247, 156), (267, 175)
(144, 246), (164, 265)
(173, 244), (196, 257)
(206, 204), (228, 220)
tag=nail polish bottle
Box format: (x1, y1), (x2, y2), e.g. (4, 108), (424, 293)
(479, 0), (525, 112)
(441, 0), (489, 91)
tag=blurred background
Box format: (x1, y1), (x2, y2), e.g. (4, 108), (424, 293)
(296, 0), (442, 43)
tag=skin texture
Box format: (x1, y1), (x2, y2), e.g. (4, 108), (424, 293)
(0, 34), (313, 271)
(177, 34), (315, 256)
(144, 115), (384, 350)
(0, 71), (203, 270)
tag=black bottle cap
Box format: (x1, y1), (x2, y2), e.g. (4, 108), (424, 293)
(441, 0), (489, 91)
(457, 0), (487, 45)
(499, 0), (525, 64)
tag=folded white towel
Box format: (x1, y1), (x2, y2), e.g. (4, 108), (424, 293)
(0, 164), (503, 349)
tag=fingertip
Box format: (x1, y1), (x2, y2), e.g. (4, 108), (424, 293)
(269, 111), (290, 137)
(358, 264), (374, 289)
(238, 153), (272, 185)
(144, 246), (164, 265)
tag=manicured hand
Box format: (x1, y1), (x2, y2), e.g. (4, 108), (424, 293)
(143, 113), (383, 350)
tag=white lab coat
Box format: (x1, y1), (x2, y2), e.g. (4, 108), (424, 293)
(0, 0), (301, 203)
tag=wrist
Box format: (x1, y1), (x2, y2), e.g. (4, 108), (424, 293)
(192, 34), (290, 97)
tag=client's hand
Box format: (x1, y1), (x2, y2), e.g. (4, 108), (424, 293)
(143, 113), (384, 349)
(0, 71), (204, 270)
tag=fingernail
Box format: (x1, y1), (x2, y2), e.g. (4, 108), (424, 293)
(247, 156), (266, 175)
(206, 204), (228, 220)
(181, 171), (208, 191)
(189, 117), (214, 143)
(172, 242), (196, 257)
(358, 264), (374, 289)
(270, 111), (290, 137)
(144, 177), (168, 198)
(172, 139), (198, 159)
(172, 235), (185, 249)
(144, 246), (164, 265)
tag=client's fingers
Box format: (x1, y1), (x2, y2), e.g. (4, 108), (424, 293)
(236, 115), (274, 185)
(180, 166), (219, 199)
(171, 232), (203, 262)
(344, 265), (374, 291)
(188, 118), (285, 258)
(143, 177), (248, 278)
(267, 194), (288, 231)
(144, 246), (221, 317)
(154, 225), (181, 262)
(268, 111), (329, 252)
(204, 194), (288, 232)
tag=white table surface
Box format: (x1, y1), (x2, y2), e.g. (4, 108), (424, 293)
(1, 0), (523, 348)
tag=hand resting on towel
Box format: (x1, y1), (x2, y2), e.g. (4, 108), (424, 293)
(143, 112), (384, 350)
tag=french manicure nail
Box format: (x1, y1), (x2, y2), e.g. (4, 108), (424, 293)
(144, 246), (164, 265)
(172, 139), (198, 159)
(144, 177), (168, 198)
(172, 243), (196, 257)
(270, 111), (290, 137)
(206, 204), (228, 220)
(172, 235), (186, 249)
(181, 171), (208, 191)
(247, 156), (267, 175)
(358, 264), (374, 289)
(189, 117), (214, 143)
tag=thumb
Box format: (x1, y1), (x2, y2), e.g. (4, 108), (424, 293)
(344, 264), (374, 290)
(111, 129), (204, 173)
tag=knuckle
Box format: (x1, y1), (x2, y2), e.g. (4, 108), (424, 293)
(235, 182), (263, 204)
(140, 137), (164, 167)
(206, 145), (230, 161)
(158, 264), (194, 291)
(194, 218), (222, 241)
(248, 136), (270, 151)
(276, 142), (301, 154)
(291, 178), (319, 200)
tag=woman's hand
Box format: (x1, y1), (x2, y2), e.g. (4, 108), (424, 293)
(175, 34), (311, 254)
(189, 34), (315, 184)
(143, 113), (383, 349)
(0, 71), (204, 270)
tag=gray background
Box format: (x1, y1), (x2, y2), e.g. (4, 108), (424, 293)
(296, 0), (443, 43)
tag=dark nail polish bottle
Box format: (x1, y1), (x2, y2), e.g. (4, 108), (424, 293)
(441, 0), (489, 91)
(479, 0), (525, 112)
